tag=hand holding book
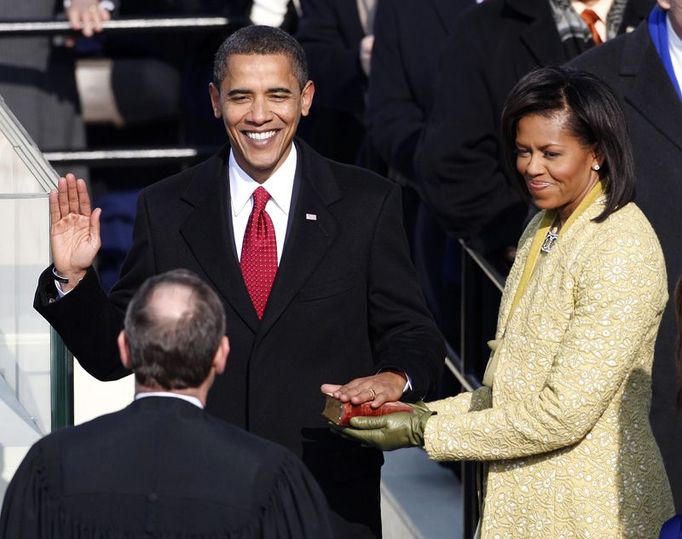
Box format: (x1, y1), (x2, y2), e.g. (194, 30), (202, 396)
(325, 397), (435, 451)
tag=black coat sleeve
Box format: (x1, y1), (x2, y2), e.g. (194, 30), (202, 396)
(33, 192), (157, 381)
(367, 183), (445, 399)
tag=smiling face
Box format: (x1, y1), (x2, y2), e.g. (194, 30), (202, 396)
(515, 112), (600, 224)
(209, 53), (314, 183)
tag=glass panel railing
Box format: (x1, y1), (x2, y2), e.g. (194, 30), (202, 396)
(0, 94), (70, 502)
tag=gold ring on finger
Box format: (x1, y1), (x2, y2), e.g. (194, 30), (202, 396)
(369, 387), (376, 400)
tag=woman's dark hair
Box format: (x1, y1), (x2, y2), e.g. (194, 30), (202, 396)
(501, 66), (635, 222)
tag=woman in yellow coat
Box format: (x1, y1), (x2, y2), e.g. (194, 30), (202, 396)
(341, 67), (675, 537)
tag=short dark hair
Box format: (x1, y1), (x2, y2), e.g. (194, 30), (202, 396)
(213, 25), (309, 89)
(501, 66), (635, 222)
(124, 269), (226, 389)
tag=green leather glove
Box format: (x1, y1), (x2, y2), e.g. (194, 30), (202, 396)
(341, 402), (435, 451)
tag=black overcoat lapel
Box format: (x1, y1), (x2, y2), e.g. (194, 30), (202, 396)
(256, 142), (341, 342)
(178, 148), (260, 332)
(622, 25), (682, 153)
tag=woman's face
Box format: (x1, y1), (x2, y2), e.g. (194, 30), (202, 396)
(515, 112), (600, 224)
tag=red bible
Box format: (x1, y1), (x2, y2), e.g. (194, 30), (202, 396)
(322, 395), (413, 426)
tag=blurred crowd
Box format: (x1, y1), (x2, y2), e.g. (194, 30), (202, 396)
(1, 0), (681, 514)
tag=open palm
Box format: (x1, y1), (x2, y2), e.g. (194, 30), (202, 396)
(50, 174), (101, 288)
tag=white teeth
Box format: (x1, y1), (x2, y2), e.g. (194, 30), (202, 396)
(246, 131), (276, 141)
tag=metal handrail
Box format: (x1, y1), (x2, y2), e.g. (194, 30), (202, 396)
(444, 343), (481, 393)
(44, 146), (219, 165)
(0, 16), (243, 36)
(460, 240), (505, 293)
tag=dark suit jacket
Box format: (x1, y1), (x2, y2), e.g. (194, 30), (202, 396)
(570, 20), (682, 510)
(34, 140), (444, 536)
(415, 0), (652, 253)
(295, 0), (368, 163)
(0, 397), (332, 538)
(367, 0), (475, 183)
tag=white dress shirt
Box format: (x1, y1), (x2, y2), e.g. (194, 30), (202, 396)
(135, 391), (204, 408)
(229, 146), (297, 265)
(668, 15), (682, 92)
(572, 0), (613, 42)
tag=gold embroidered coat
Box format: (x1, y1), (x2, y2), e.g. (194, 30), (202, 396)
(424, 197), (674, 538)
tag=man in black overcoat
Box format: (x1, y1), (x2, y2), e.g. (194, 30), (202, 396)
(2, 269), (332, 538)
(33, 25), (444, 537)
(570, 0), (682, 509)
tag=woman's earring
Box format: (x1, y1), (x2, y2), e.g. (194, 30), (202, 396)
(592, 164), (601, 171)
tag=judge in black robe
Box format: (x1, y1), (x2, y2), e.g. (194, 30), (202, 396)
(0, 269), (332, 538)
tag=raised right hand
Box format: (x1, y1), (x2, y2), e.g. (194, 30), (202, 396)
(50, 174), (101, 291)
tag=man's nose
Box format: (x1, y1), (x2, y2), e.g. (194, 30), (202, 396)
(248, 97), (271, 124)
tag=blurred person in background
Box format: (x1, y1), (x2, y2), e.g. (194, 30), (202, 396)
(570, 0), (682, 509)
(0, 0), (111, 166)
(366, 0), (475, 345)
(296, 0), (378, 166)
(416, 0), (653, 268)
(659, 275), (682, 537)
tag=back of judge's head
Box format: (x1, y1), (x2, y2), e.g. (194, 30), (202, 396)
(122, 269), (227, 390)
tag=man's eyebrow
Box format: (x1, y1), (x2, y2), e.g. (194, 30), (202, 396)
(267, 87), (293, 94)
(226, 88), (251, 97)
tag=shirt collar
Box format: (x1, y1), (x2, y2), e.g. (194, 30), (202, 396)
(229, 145), (297, 218)
(668, 13), (682, 47)
(572, 0), (612, 23)
(135, 391), (204, 409)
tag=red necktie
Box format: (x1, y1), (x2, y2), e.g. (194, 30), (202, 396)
(240, 187), (278, 319)
(581, 8), (603, 45)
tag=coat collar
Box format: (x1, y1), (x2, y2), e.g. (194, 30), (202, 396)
(432, 0), (477, 35)
(177, 140), (342, 336)
(255, 139), (341, 342)
(178, 146), (260, 331)
(506, 0), (566, 66)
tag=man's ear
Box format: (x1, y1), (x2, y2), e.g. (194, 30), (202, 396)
(209, 83), (222, 118)
(300, 80), (315, 117)
(118, 330), (132, 369)
(213, 336), (230, 375)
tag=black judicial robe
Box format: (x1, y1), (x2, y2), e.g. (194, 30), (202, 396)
(0, 397), (332, 538)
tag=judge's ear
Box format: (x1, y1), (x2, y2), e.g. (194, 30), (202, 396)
(212, 336), (229, 375)
(118, 330), (132, 370)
